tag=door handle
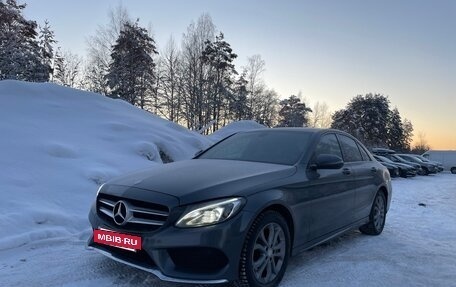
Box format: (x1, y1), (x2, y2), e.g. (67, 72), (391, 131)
(371, 167), (378, 173)
(342, 168), (351, 175)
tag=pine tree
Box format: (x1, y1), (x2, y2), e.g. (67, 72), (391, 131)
(0, 0), (49, 82)
(401, 119), (414, 151)
(386, 108), (404, 151)
(106, 20), (158, 109)
(331, 94), (414, 149)
(85, 5), (130, 94)
(202, 32), (238, 131)
(278, 95), (312, 127)
(38, 19), (56, 81)
(331, 94), (390, 147)
(229, 72), (250, 121)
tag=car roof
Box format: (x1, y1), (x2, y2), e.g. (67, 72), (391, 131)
(238, 127), (350, 136)
(372, 147), (396, 154)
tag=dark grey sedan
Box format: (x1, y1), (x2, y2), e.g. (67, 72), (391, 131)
(88, 128), (392, 287)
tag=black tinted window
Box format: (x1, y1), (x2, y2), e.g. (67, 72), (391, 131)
(314, 134), (342, 159)
(198, 131), (312, 165)
(357, 143), (371, 161)
(338, 135), (363, 162)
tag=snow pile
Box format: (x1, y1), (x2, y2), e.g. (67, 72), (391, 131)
(0, 80), (211, 250)
(208, 120), (266, 142)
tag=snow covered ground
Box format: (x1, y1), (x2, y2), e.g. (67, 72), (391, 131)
(1, 174), (455, 287)
(1, 81), (456, 286)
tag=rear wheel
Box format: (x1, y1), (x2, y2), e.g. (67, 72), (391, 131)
(451, 167), (456, 174)
(360, 192), (386, 235)
(238, 211), (290, 287)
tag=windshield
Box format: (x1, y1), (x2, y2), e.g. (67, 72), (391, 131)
(402, 155), (421, 163)
(390, 155), (403, 162)
(198, 130), (313, 165)
(416, 155), (429, 162)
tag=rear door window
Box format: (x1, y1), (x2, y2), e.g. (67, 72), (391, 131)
(337, 135), (363, 162)
(357, 143), (371, 161)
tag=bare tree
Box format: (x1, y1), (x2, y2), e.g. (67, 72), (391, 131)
(156, 36), (182, 122)
(53, 49), (83, 88)
(180, 13), (215, 130)
(309, 101), (332, 128)
(258, 89), (279, 127)
(412, 131), (430, 154)
(244, 55), (266, 119)
(242, 55), (280, 126)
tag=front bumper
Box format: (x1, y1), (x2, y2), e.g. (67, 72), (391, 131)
(399, 167), (417, 177)
(88, 203), (254, 283)
(428, 165), (438, 174)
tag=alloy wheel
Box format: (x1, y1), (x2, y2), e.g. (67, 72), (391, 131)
(373, 195), (385, 231)
(252, 222), (286, 284)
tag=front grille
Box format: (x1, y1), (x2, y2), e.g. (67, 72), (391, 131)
(97, 194), (169, 231)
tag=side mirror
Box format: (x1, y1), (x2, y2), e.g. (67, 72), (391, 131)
(310, 154), (344, 170)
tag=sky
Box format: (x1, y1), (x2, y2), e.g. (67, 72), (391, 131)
(23, 0), (456, 149)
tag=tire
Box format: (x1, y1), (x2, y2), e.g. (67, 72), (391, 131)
(451, 167), (456, 174)
(394, 169), (400, 178)
(237, 211), (291, 287)
(360, 192), (387, 235)
(422, 167), (429, 176)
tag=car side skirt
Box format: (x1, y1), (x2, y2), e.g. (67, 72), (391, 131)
(291, 217), (370, 256)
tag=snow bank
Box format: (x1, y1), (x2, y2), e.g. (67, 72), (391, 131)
(208, 120), (266, 142)
(0, 80), (211, 249)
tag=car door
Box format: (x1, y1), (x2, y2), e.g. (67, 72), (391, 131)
(305, 133), (357, 240)
(352, 140), (379, 221)
(336, 135), (372, 222)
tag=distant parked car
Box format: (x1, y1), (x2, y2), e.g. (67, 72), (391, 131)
(396, 154), (437, 175)
(422, 150), (456, 174)
(382, 154), (425, 175)
(372, 155), (398, 177)
(371, 148), (396, 155)
(375, 159), (399, 178)
(408, 154), (443, 172)
(374, 155), (416, 178)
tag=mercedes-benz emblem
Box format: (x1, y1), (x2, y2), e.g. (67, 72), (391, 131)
(113, 201), (130, 225)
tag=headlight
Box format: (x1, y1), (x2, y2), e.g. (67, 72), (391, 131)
(176, 197), (245, 228)
(96, 183), (105, 196)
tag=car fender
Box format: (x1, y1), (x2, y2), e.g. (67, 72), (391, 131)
(243, 189), (299, 248)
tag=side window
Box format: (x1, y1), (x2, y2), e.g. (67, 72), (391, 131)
(337, 135), (363, 162)
(357, 143), (371, 161)
(314, 134), (343, 159)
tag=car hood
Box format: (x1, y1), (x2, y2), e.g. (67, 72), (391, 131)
(106, 159), (296, 205)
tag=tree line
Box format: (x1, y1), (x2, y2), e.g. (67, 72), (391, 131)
(1, 0), (424, 152)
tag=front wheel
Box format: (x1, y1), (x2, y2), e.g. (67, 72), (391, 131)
(422, 167), (429, 175)
(451, 167), (456, 174)
(360, 192), (387, 235)
(238, 211), (290, 287)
